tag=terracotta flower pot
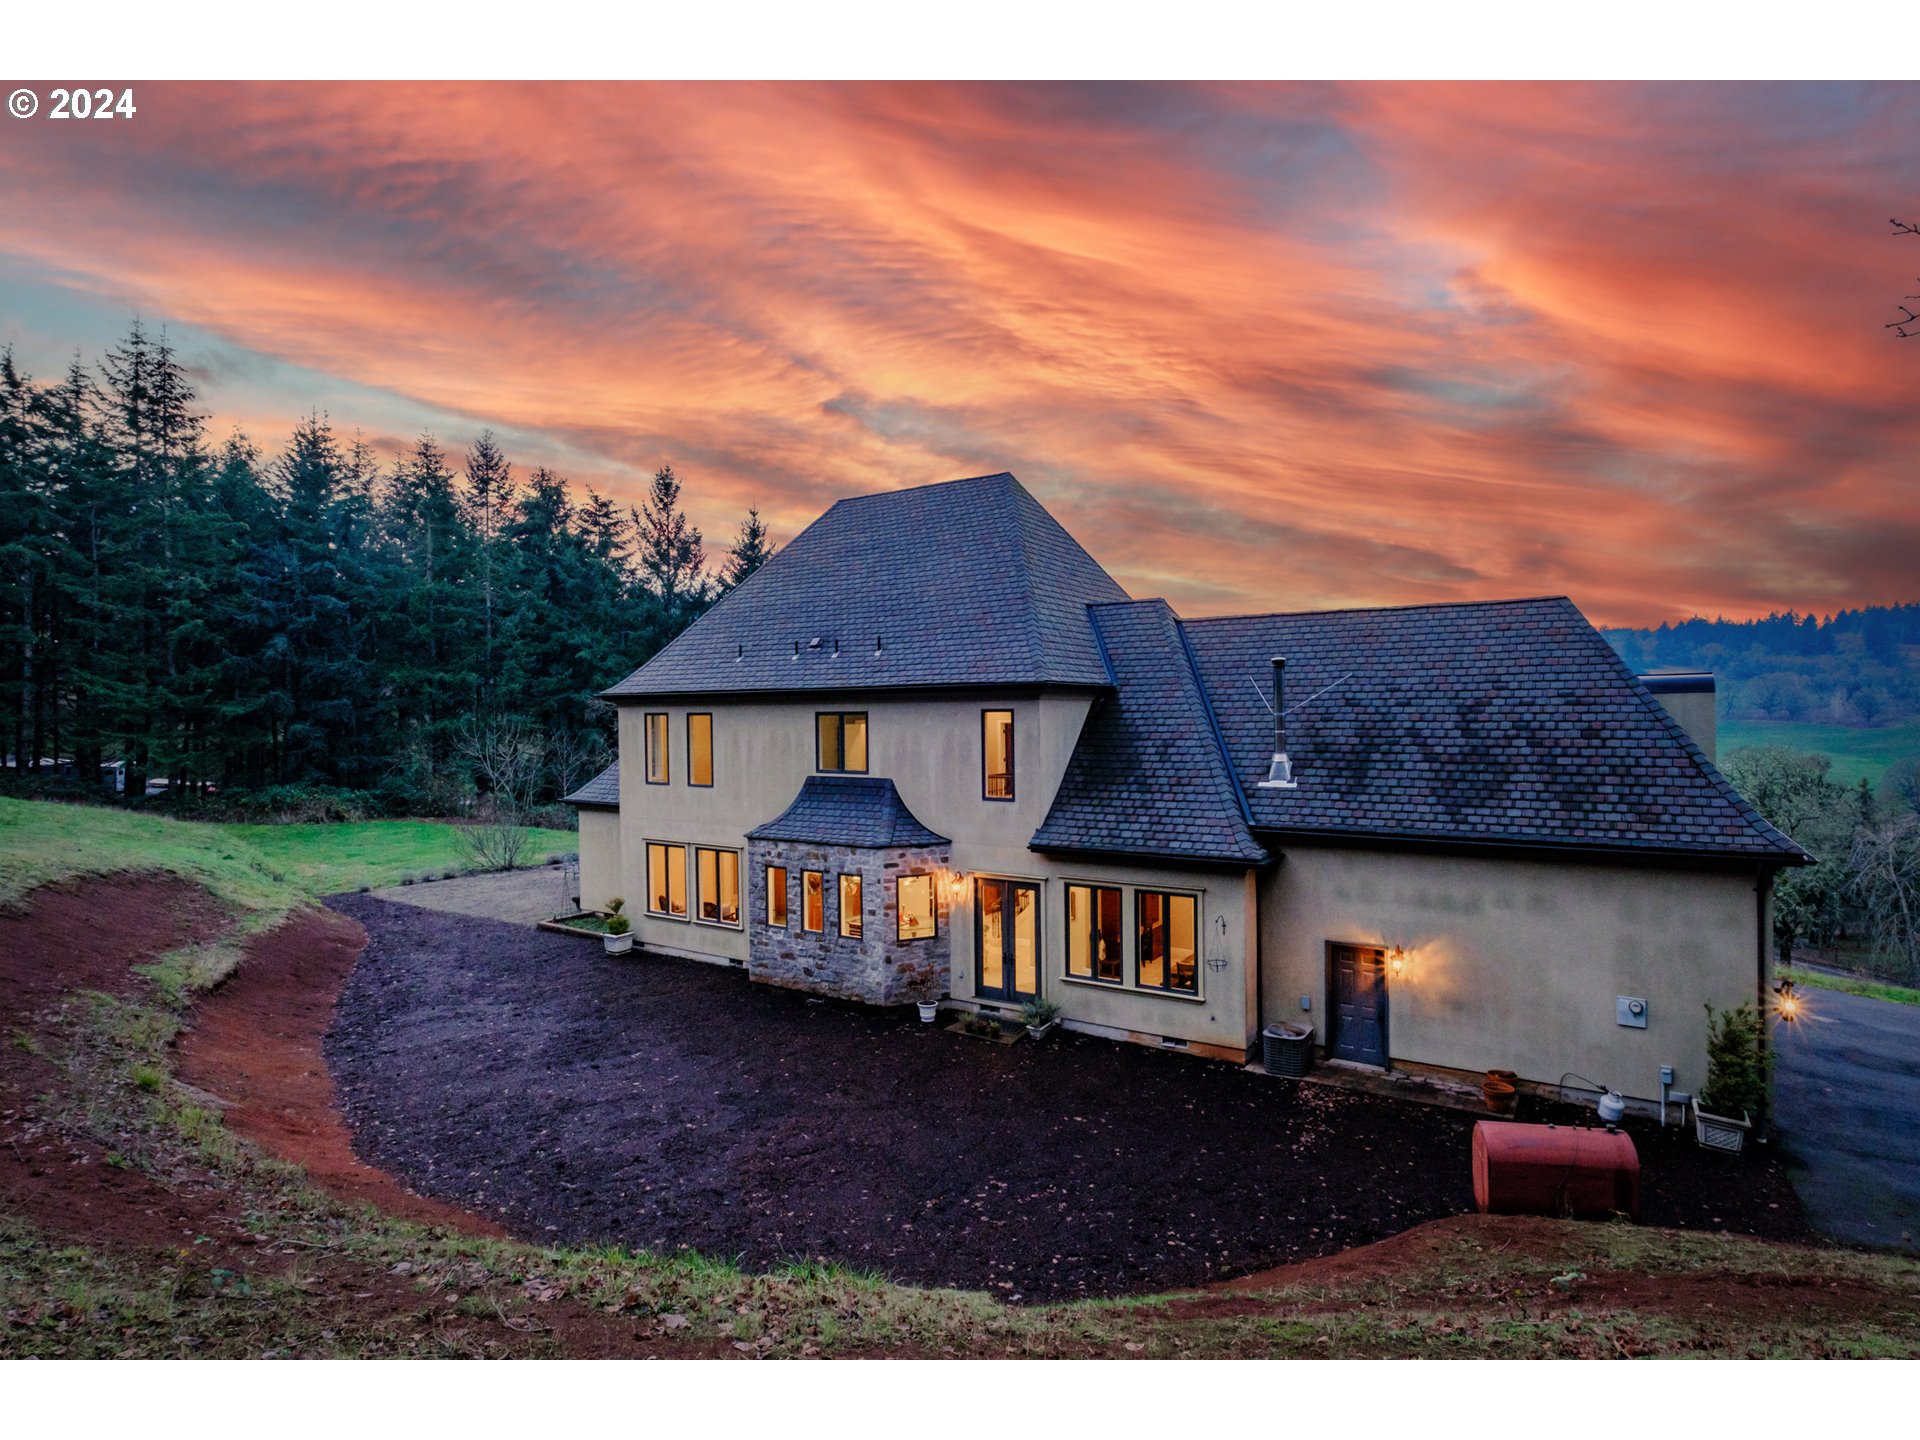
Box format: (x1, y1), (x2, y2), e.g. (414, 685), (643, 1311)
(1481, 1078), (1518, 1114)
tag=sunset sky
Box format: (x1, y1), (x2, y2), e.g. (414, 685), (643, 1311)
(2, 80), (1917, 626)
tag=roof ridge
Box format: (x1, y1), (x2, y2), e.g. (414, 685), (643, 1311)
(1184, 595), (1575, 625)
(1173, 614), (1257, 832)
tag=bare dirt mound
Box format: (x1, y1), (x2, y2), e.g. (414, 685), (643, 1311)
(176, 906), (503, 1238)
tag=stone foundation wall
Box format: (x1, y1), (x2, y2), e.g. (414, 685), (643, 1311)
(745, 839), (951, 1005)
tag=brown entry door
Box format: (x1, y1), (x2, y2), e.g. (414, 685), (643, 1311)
(1329, 943), (1388, 1067)
(976, 879), (1039, 1003)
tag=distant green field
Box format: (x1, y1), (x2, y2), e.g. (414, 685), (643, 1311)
(0, 798), (574, 912)
(1717, 719), (1920, 788)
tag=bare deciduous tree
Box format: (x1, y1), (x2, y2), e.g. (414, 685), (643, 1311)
(453, 716), (544, 872)
(1889, 218), (1919, 339)
(1850, 815), (1920, 983)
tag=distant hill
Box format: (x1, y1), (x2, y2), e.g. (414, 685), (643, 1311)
(1605, 601), (1920, 782)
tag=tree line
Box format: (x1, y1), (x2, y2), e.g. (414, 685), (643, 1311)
(1606, 604), (1920, 728)
(0, 321), (773, 817)
(1725, 747), (1920, 985)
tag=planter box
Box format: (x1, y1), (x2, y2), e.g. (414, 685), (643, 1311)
(1026, 1020), (1057, 1041)
(603, 931), (634, 956)
(1693, 1098), (1751, 1154)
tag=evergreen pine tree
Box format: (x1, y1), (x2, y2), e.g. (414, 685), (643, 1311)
(720, 505), (774, 592)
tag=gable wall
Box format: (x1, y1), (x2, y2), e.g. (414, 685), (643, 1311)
(1259, 844), (1765, 1105)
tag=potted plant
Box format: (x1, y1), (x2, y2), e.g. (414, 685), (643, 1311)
(916, 995), (942, 1024)
(602, 897), (633, 957)
(1695, 1001), (1767, 1153)
(1021, 996), (1062, 1041)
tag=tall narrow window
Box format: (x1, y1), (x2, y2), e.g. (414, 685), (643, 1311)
(688, 713), (713, 787)
(983, 709), (1014, 800)
(645, 713), (669, 784)
(896, 874), (935, 941)
(816, 712), (869, 772)
(646, 842), (687, 918)
(1137, 892), (1199, 994)
(1066, 883), (1123, 983)
(839, 874), (863, 938)
(695, 847), (739, 925)
(766, 866), (788, 928)
(802, 871), (825, 933)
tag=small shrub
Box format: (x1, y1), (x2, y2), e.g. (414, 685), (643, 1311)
(1701, 1001), (1769, 1117)
(1021, 997), (1062, 1028)
(606, 896), (625, 915)
(606, 913), (631, 937)
(132, 1065), (164, 1093)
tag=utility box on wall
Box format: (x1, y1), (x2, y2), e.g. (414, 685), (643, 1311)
(1616, 995), (1648, 1029)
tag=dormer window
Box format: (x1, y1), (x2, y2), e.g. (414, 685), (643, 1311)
(816, 712), (868, 773)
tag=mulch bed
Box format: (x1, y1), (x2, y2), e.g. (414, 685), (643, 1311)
(324, 894), (1808, 1300)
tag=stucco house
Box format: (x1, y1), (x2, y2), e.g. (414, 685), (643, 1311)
(567, 472), (1807, 1110)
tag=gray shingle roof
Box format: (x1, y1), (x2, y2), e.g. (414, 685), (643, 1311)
(1178, 597), (1809, 860)
(563, 761), (619, 808)
(1031, 601), (1268, 865)
(603, 473), (1129, 699)
(748, 776), (950, 849)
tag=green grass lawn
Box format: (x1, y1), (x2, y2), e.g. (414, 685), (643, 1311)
(0, 797), (574, 913)
(1781, 966), (1920, 1008)
(1718, 719), (1920, 788)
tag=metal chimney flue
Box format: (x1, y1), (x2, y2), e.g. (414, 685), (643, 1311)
(1259, 655), (1298, 789)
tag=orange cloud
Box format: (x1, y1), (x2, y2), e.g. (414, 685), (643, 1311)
(1, 80), (1915, 625)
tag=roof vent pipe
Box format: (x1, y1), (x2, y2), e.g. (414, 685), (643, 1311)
(1258, 656), (1298, 789)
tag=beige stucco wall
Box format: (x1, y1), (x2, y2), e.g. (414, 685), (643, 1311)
(1650, 688), (1717, 761)
(1259, 845), (1764, 1103)
(609, 693), (1258, 1054)
(575, 808), (623, 916)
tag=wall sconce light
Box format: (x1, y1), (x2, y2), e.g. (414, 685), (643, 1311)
(1388, 945), (1408, 978)
(1773, 976), (1801, 1023)
(943, 871), (970, 904)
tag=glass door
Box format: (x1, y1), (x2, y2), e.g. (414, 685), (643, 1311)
(976, 878), (1039, 1003)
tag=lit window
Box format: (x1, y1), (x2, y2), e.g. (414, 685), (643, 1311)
(1067, 883), (1123, 983)
(897, 874), (935, 941)
(1137, 892), (1198, 994)
(646, 841), (687, 918)
(766, 865), (788, 927)
(816, 712), (869, 772)
(688, 713), (713, 787)
(983, 710), (1014, 800)
(695, 846), (739, 925)
(839, 874), (863, 938)
(802, 871), (825, 933)
(645, 713), (669, 784)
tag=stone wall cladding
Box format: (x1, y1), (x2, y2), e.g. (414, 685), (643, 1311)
(745, 839), (951, 1005)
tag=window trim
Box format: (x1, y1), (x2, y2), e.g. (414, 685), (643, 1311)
(692, 844), (742, 929)
(981, 708), (1015, 802)
(1064, 882), (1124, 985)
(895, 872), (937, 943)
(687, 712), (714, 788)
(814, 710), (870, 774)
(643, 839), (689, 920)
(838, 873), (864, 939)
(1134, 889), (1201, 997)
(766, 864), (788, 929)
(644, 712), (670, 785)
(801, 870), (826, 934)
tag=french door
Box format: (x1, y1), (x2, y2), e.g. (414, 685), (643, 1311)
(975, 878), (1039, 1003)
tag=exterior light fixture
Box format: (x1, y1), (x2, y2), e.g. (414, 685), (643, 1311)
(1388, 945), (1407, 978)
(1773, 976), (1801, 1023)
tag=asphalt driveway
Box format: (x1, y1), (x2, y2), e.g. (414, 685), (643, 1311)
(1774, 988), (1920, 1253)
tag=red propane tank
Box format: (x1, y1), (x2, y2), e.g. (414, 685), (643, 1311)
(1471, 1120), (1641, 1221)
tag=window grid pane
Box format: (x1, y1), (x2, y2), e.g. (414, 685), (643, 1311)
(839, 874), (863, 938)
(983, 710), (1014, 799)
(689, 714), (713, 786)
(803, 871), (824, 933)
(767, 866), (787, 927)
(645, 713), (669, 784)
(897, 874), (935, 941)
